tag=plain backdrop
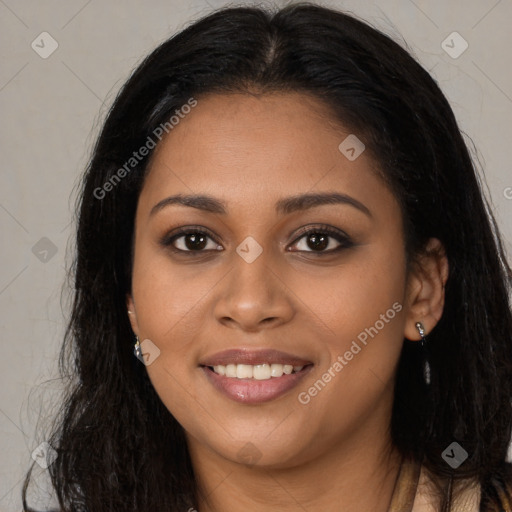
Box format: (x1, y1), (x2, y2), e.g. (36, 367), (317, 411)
(1, 0), (511, 509)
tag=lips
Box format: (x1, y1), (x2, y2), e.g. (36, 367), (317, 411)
(199, 348), (314, 404)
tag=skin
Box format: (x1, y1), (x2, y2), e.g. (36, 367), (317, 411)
(127, 92), (449, 512)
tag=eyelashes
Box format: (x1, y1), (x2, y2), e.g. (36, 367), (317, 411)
(159, 225), (222, 254)
(159, 224), (355, 256)
(290, 225), (354, 254)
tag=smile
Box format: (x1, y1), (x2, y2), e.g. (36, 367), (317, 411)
(210, 363), (305, 379)
(201, 363), (314, 404)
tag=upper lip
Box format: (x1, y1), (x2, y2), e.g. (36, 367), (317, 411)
(200, 349), (313, 367)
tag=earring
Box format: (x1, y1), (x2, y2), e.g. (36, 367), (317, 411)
(133, 335), (142, 359)
(415, 322), (431, 386)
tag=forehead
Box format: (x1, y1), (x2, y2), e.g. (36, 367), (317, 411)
(138, 92), (392, 218)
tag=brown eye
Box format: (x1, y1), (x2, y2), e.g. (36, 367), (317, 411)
(290, 225), (354, 253)
(160, 227), (223, 253)
(178, 233), (209, 251)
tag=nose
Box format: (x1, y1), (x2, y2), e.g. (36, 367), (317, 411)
(213, 251), (295, 332)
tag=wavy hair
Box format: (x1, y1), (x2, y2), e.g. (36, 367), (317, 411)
(23, 3), (512, 510)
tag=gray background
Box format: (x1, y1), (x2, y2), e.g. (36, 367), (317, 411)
(1, 0), (511, 509)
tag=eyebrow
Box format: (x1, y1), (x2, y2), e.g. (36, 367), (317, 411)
(150, 192), (372, 218)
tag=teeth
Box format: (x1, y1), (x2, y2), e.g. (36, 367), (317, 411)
(270, 363), (284, 377)
(225, 364), (237, 378)
(283, 364), (293, 375)
(210, 363), (306, 379)
(213, 365), (226, 376)
(253, 364), (271, 380)
(236, 364), (253, 379)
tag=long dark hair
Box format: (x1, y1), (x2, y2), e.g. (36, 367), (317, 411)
(23, 3), (512, 510)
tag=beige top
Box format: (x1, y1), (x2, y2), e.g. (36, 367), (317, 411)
(413, 467), (480, 512)
(389, 457), (481, 512)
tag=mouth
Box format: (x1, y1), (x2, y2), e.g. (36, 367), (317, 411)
(199, 349), (314, 404)
(205, 362), (308, 378)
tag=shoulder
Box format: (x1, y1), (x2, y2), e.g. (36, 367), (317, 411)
(412, 463), (512, 512)
(411, 465), (479, 512)
(452, 479), (481, 511)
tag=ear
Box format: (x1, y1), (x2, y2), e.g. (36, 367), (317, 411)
(126, 294), (140, 336)
(403, 238), (449, 340)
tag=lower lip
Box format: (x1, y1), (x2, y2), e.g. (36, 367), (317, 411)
(201, 365), (313, 404)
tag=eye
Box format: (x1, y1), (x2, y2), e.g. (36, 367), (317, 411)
(160, 224), (354, 256)
(289, 225), (354, 254)
(160, 227), (222, 253)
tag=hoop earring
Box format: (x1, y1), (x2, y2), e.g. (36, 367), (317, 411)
(415, 322), (431, 386)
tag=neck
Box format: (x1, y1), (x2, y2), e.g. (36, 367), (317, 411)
(188, 421), (402, 512)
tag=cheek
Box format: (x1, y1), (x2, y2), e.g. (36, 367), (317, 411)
(131, 242), (219, 352)
(130, 247), (212, 428)
(292, 243), (407, 400)
(290, 265), (406, 443)
(293, 245), (406, 344)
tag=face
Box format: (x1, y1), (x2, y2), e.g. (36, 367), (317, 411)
(127, 92), (413, 469)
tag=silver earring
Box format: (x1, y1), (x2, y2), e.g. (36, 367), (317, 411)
(415, 322), (431, 386)
(134, 335), (142, 359)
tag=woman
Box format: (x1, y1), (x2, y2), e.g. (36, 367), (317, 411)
(23, 3), (512, 511)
